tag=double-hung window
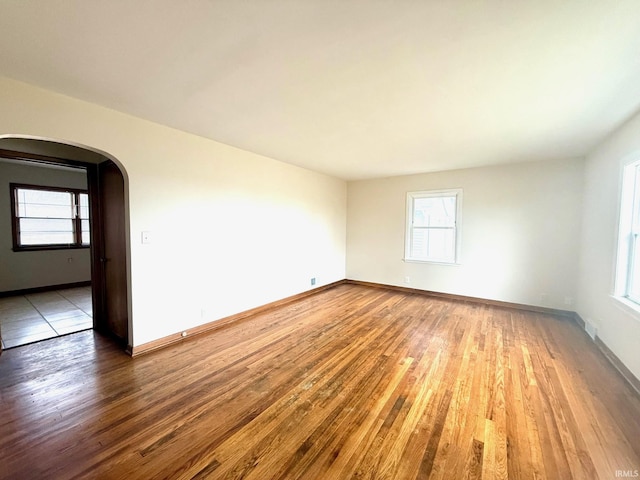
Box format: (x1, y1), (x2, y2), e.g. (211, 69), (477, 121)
(11, 183), (90, 251)
(405, 189), (462, 264)
(616, 161), (640, 304)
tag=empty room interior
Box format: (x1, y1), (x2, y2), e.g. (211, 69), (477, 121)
(1, 2), (640, 479)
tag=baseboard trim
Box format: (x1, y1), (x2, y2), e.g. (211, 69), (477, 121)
(594, 336), (640, 397)
(345, 279), (575, 318)
(570, 314), (640, 397)
(130, 280), (347, 357)
(570, 311), (586, 329)
(0, 281), (92, 298)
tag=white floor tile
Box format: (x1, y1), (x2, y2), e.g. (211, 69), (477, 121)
(0, 286), (93, 349)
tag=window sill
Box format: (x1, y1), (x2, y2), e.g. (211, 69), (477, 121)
(610, 295), (640, 323)
(13, 245), (90, 253)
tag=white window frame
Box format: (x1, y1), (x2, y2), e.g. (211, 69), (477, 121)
(615, 159), (640, 306)
(404, 189), (462, 265)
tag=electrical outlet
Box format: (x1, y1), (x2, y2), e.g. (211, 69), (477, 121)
(141, 231), (152, 244)
(311, 277), (316, 286)
(404, 276), (411, 284)
(564, 296), (574, 306)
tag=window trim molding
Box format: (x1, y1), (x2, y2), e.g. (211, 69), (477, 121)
(404, 188), (463, 265)
(10, 182), (90, 252)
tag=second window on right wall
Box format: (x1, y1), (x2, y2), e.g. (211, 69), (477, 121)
(615, 159), (640, 305)
(405, 189), (462, 264)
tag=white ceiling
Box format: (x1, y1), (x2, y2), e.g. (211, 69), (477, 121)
(1, 1), (640, 180)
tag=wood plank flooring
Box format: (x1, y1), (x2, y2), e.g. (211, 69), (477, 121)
(1, 284), (639, 479)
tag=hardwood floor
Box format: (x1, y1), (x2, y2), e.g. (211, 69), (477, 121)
(0, 284), (638, 479)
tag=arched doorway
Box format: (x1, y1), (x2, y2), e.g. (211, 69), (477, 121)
(0, 136), (131, 352)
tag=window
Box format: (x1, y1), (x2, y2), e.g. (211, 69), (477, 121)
(615, 160), (640, 305)
(11, 183), (90, 251)
(405, 189), (462, 264)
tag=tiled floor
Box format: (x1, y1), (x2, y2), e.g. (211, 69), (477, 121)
(0, 286), (93, 349)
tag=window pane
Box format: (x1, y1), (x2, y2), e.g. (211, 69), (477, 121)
(413, 196), (456, 228)
(19, 218), (74, 245)
(629, 235), (640, 300)
(17, 188), (74, 218)
(81, 219), (90, 245)
(411, 227), (455, 262)
(21, 189), (71, 206)
(79, 193), (90, 219)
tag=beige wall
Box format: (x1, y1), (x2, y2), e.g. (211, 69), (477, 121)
(577, 110), (640, 382)
(347, 159), (584, 310)
(0, 161), (91, 291)
(0, 76), (347, 346)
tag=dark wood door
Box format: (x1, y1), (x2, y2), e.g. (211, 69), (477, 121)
(93, 160), (128, 344)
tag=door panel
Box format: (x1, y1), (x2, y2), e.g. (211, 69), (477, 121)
(92, 160), (128, 344)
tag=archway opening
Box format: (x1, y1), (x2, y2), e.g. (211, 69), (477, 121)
(0, 136), (131, 352)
